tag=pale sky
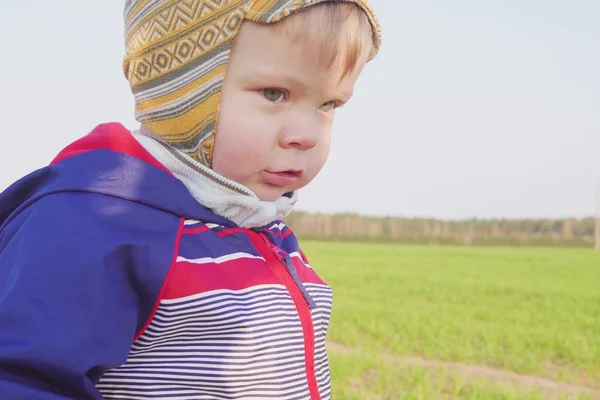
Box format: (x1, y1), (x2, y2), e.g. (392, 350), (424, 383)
(1, 0), (598, 219)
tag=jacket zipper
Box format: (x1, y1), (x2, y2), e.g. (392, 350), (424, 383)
(248, 231), (322, 400)
(259, 234), (317, 310)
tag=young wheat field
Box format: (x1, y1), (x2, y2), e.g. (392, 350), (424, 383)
(301, 241), (600, 400)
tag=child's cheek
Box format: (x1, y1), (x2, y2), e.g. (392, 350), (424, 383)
(308, 136), (332, 178)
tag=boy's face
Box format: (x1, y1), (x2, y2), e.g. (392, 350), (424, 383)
(212, 20), (372, 202)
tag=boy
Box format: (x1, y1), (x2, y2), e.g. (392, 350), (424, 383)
(0, 0), (381, 399)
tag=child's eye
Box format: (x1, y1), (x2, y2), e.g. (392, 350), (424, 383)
(262, 88), (285, 102)
(319, 101), (336, 112)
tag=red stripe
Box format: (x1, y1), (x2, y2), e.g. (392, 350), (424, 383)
(182, 225), (211, 235)
(290, 256), (328, 286)
(134, 218), (185, 341)
(50, 122), (172, 175)
(160, 253), (326, 300)
(248, 232), (322, 400)
(182, 226), (247, 237)
(163, 257), (282, 299)
(217, 228), (247, 237)
(299, 249), (309, 263)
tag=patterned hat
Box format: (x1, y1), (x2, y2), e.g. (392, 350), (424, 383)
(124, 0), (382, 167)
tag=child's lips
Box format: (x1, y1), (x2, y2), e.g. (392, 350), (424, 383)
(262, 170), (303, 186)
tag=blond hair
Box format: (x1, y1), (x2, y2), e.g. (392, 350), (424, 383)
(273, 2), (375, 78)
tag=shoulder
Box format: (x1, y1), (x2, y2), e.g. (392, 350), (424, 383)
(3, 190), (181, 247)
(1, 191), (183, 292)
(0, 190), (185, 334)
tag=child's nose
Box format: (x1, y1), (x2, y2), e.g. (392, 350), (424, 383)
(280, 118), (319, 151)
(282, 133), (318, 151)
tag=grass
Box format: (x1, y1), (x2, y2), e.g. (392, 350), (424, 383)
(300, 241), (600, 399)
(329, 351), (596, 400)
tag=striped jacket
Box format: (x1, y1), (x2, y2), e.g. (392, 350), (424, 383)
(0, 123), (332, 400)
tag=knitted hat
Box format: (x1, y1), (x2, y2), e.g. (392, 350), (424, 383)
(123, 0), (381, 168)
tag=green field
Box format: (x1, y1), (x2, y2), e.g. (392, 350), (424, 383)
(301, 241), (600, 399)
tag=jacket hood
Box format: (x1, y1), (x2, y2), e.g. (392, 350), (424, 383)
(0, 123), (236, 230)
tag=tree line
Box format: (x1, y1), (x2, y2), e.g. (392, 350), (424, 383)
(283, 212), (597, 248)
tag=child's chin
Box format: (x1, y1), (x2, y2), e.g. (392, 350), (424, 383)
(255, 188), (288, 202)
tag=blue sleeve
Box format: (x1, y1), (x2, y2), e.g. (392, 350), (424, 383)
(0, 192), (180, 399)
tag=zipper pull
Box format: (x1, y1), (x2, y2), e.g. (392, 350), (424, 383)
(259, 233), (317, 310)
(281, 252), (317, 310)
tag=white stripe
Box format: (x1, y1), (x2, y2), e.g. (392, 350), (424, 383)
(267, 0), (298, 22)
(99, 386), (309, 400)
(132, 335), (304, 354)
(100, 367), (308, 386)
(139, 316), (300, 341)
(136, 75), (222, 117)
(157, 292), (294, 313)
(112, 361), (307, 377)
(289, 252), (312, 269)
(126, 347), (306, 362)
(159, 284), (287, 306)
(124, 350), (306, 366)
(150, 306), (298, 325)
(156, 300), (296, 320)
(136, 329), (304, 350)
(99, 383), (302, 391)
(183, 220), (220, 228)
(135, 51), (230, 102)
(124, 348), (305, 362)
(269, 222), (286, 231)
(305, 283), (333, 294)
(98, 385), (309, 400)
(100, 369), (307, 385)
(98, 390), (308, 400)
(151, 304), (298, 325)
(176, 252), (264, 265)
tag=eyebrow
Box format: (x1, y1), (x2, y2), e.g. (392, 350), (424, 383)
(248, 70), (311, 91)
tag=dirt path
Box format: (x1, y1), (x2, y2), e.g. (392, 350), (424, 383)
(326, 342), (600, 399)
